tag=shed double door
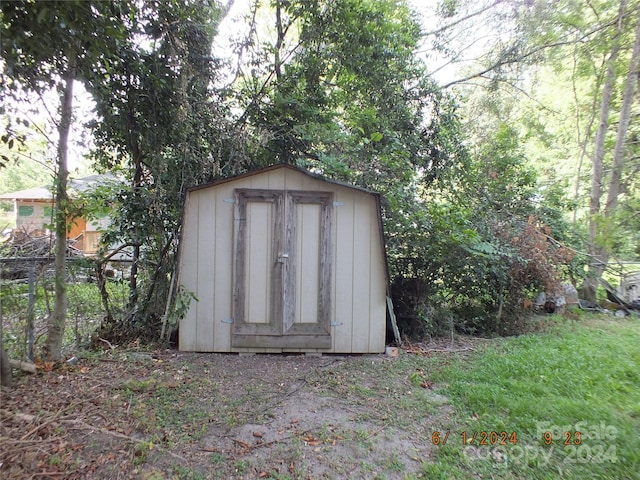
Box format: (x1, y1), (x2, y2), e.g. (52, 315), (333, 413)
(232, 188), (333, 349)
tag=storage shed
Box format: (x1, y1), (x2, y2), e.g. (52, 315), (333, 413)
(178, 164), (388, 353)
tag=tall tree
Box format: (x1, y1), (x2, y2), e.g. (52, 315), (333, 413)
(584, 0), (630, 300)
(429, 0), (640, 300)
(235, 0), (462, 248)
(1, 1), (128, 359)
(87, 0), (246, 339)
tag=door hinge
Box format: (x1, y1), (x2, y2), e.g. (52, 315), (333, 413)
(330, 320), (343, 327)
(333, 201), (344, 207)
(222, 317), (234, 324)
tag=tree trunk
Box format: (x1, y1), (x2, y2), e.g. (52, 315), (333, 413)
(0, 341), (11, 389)
(96, 261), (114, 326)
(128, 157), (142, 310)
(583, 0), (627, 302)
(42, 62), (76, 361)
(0, 290), (11, 389)
(605, 8), (640, 216)
(275, 0), (284, 81)
(125, 68), (143, 312)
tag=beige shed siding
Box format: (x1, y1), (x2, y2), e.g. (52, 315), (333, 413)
(213, 187), (233, 352)
(179, 194), (199, 351)
(333, 190), (354, 353)
(196, 188), (215, 351)
(179, 166), (387, 353)
(295, 202), (321, 324)
(367, 197), (387, 352)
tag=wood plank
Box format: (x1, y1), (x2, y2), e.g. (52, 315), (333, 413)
(196, 189), (215, 351)
(318, 192), (333, 337)
(367, 198), (387, 353)
(232, 189), (247, 332)
(283, 191), (297, 332)
(179, 193), (199, 351)
(288, 191), (332, 338)
(333, 189), (354, 353)
(271, 191), (285, 334)
(350, 193), (372, 352)
(213, 185), (235, 351)
(232, 334), (331, 349)
(233, 189), (283, 338)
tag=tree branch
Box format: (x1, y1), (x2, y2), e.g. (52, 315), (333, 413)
(424, 0), (504, 37)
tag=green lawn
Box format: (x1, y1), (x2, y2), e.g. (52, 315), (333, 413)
(420, 314), (640, 479)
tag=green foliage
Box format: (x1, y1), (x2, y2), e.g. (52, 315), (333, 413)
(0, 0), (130, 158)
(83, 0), (250, 340)
(0, 133), (52, 204)
(1, 0), (597, 347)
(240, 0), (455, 186)
(392, 122), (576, 337)
(0, 270), (127, 360)
(166, 286), (197, 330)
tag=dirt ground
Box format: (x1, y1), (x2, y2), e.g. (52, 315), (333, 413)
(0, 345), (462, 479)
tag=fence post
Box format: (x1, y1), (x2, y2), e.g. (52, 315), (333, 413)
(26, 262), (36, 361)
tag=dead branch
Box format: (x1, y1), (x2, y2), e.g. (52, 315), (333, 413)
(97, 337), (115, 350)
(20, 412), (69, 441)
(64, 419), (190, 464)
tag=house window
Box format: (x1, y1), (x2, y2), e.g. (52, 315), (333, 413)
(18, 205), (34, 217)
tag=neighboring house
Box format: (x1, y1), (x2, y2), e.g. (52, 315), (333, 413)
(620, 271), (640, 304)
(178, 163), (389, 354)
(0, 174), (112, 255)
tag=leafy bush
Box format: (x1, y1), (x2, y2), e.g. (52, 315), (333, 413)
(390, 124), (580, 339)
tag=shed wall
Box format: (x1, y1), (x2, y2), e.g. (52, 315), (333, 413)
(179, 167), (386, 353)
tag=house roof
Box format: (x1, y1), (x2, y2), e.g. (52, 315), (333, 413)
(187, 163), (381, 197)
(0, 174), (115, 201)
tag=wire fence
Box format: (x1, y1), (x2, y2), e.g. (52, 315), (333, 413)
(0, 257), (128, 362)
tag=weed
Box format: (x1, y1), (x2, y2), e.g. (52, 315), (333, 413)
(208, 451), (225, 465)
(133, 441), (153, 465)
(359, 461), (375, 474)
(384, 453), (406, 472)
(171, 466), (207, 480)
(233, 459), (249, 474)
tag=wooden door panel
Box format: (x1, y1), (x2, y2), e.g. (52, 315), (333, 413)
(294, 202), (321, 324)
(232, 188), (332, 349)
(244, 201), (272, 325)
(232, 189), (283, 342)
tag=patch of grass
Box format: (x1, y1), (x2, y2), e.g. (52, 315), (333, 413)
(170, 465), (208, 480)
(423, 315), (640, 479)
(208, 451), (225, 465)
(133, 440), (154, 465)
(233, 459), (250, 474)
(384, 452), (406, 472)
(112, 369), (219, 445)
